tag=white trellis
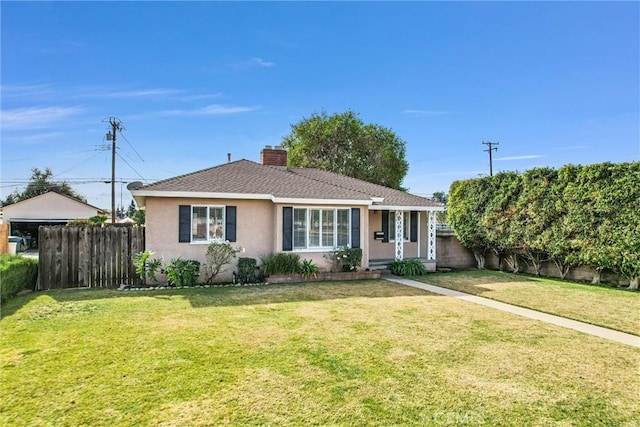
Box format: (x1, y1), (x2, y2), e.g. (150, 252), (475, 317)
(427, 211), (436, 261)
(395, 210), (404, 260)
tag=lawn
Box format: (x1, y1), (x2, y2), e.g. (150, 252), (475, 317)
(412, 270), (640, 336)
(1, 280), (639, 426)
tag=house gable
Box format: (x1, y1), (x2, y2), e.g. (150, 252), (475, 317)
(2, 192), (104, 222)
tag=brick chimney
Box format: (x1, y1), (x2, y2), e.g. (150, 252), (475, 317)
(260, 145), (287, 167)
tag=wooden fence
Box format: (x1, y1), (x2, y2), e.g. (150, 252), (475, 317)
(38, 225), (145, 289)
(0, 224), (8, 255)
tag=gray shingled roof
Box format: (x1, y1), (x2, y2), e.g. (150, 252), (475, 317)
(290, 168), (442, 208)
(135, 159), (442, 208)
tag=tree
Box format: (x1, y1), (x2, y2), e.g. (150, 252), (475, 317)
(126, 200), (136, 218)
(282, 111), (409, 190)
(132, 209), (145, 225)
(481, 171), (523, 272)
(447, 178), (492, 269)
(432, 191), (448, 224)
(513, 168), (557, 276)
(1, 167), (86, 206)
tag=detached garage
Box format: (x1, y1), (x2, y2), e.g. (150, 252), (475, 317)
(1, 192), (106, 249)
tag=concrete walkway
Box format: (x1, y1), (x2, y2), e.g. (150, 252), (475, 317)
(383, 274), (640, 348)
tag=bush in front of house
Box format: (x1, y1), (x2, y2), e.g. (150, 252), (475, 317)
(202, 242), (241, 284)
(133, 251), (163, 285)
(326, 247), (362, 272)
(260, 253), (301, 276)
(389, 259), (427, 277)
(1, 254), (38, 302)
(164, 258), (200, 287)
(299, 259), (320, 279)
(236, 257), (257, 284)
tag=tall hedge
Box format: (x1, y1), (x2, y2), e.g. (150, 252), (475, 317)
(447, 162), (640, 288)
(1, 255), (39, 302)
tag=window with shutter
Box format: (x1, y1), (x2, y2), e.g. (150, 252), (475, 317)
(178, 204), (236, 243)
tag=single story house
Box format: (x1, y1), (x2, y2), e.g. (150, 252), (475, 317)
(130, 146), (443, 280)
(0, 191), (106, 249)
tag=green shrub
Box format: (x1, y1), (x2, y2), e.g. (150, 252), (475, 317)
(326, 247), (362, 272)
(1, 254), (38, 302)
(132, 251), (162, 284)
(66, 215), (108, 226)
(202, 242), (241, 284)
(164, 258), (200, 287)
(236, 257), (257, 284)
(389, 259), (427, 277)
(260, 253), (301, 276)
(299, 259), (320, 279)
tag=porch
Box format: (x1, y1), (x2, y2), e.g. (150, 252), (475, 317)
(367, 208), (440, 267)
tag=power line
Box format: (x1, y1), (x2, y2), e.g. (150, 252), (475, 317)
(482, 141), (499, 177)
(52, 151), (104, 178)
(116, 152), (148, 182)
(120, 133), (145, 162)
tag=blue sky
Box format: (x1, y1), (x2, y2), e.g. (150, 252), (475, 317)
(2, 1), (638, 209)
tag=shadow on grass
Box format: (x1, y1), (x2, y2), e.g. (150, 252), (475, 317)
(419, 269), (635, 296)
(0, 279), (438, 321)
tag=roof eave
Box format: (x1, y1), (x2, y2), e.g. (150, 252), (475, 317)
(130, 190), (373, 206)
(368, 205), (445, 212)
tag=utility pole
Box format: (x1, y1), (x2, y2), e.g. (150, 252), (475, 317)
(482, 141), (499, 177)
(104, 117), (123, 225)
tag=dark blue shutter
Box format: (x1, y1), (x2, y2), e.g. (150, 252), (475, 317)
(226, 206), (237, 242)
(179, 205), (191, 242)
(283, 207), (293, 251)
(410, 211), (418, 242)
(351, 208), (360, 249)
(382, 210), (389, 243)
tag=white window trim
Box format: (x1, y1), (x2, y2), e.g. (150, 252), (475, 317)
(292, 207), (351, 251)
(389, 210), (410, 243)
(191, 204), (225, 244)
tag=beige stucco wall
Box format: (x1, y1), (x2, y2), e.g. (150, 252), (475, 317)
(368, 210), (429, 260)
(145, 197), (274, 281)
(146, 198), (370, 281)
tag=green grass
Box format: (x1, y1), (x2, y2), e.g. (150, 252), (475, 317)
(1, 280), (639, 426)
(413, 270), (640, 336)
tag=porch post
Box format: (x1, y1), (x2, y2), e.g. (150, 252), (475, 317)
(427, 211), (436, 261)
(417, 212), (421, 259)
(395, 210), (404, 260)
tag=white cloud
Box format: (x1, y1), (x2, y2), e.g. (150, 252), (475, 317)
(102, 88), (185, 98)
(2, 131), (66, 146)
(177, 92), (224, 101)
(1, 84), (54, 99)
(0, 106), (84, 130)
(219, 57), (276, 72)
(402, 109), (451, 116)
(552, 145), (588, 151)
(495, 155), (544, 161)
(157, 104), (261, 117)
(251, 57), (275, 68)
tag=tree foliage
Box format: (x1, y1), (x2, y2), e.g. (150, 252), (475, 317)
(432, 191), (448, 224)
(282, 111), (409, 190)
(447, 178), (493, 268)
(1, 167), (86, 206)
(447, 162), (640, 288)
